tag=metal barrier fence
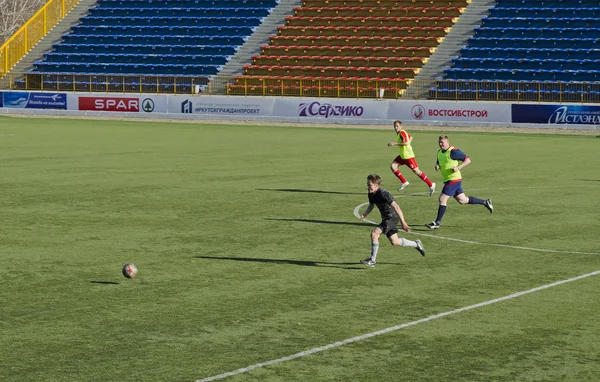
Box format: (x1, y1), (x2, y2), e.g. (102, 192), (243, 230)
(0, 0), (80, 76)
(2, 72), (600, 103)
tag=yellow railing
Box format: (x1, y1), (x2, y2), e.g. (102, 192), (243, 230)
(0, 0), (80, 77)
(2, 73), (600, 103)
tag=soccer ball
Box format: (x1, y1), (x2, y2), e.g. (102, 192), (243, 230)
(122, 263), (138, 279)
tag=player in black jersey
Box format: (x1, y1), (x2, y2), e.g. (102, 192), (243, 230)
(359, 174), (425, 266)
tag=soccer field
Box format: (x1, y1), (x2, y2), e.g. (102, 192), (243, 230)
(1, 116), (599, 382)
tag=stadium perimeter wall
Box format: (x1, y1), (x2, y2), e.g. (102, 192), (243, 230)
(0, 91), (598, 130)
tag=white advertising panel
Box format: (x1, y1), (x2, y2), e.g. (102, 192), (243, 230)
(168, 95), (275, 116)
(272, 98), (390, 120)
(388, 101), (512, 123)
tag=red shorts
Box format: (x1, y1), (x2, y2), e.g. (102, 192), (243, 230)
(393, 156), (418, 170)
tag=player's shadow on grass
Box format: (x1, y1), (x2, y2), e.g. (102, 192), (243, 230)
(265, 217), (367, 227)
(257, 188), (363, 195)
(89, 281), (119, 285)
(195, 255), (367, 270)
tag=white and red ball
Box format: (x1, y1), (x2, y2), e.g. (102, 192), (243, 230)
(122, 263), (138, 279)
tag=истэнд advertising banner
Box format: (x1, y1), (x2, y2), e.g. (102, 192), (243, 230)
(512, 104), (600, 125)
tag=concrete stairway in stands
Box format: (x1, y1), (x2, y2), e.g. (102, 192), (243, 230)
(7, 0), (98, 75)
(406, 0), (496, 98)
(209, 0), (303, 93)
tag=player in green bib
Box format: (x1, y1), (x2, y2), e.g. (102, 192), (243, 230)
(388, 120), (436, 196)
(426, 136), (493, 229)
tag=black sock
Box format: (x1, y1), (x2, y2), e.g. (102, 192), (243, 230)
(468, 196), (486, 205)
(435, 205), (447, 224)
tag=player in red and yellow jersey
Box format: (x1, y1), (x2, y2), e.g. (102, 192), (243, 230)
(388, 120), (436, 196)
(426, 135), (493, 229)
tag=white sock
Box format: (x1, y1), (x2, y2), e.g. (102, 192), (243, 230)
(371, 242), (380, 261)
(399, 238), (417, 248)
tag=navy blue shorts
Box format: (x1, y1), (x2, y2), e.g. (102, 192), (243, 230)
(441, 180), (464, 197)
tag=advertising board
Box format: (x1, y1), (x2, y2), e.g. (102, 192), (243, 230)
(2, 92), (67, 109)
(512, 104), (600, 125)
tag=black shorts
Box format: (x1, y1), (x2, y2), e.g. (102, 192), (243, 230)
(378, 216), (399, 238)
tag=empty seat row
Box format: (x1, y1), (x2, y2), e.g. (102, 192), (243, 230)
(52, 44), (238, 55)
(460, 47), (600, 60)
(451, 58), (600, 71)
(285, 16), (457, 27)
(71, 25), (256, 36)
(270, 35), (440, 47)
(467, 37), (600, 49)
(261, 45), (433, 57)
(88, 8), (271, 17)
(495, 0), (599, 8)
(61, 34), (246, 45)
(428, 88), (600, 102)
(490, 8), (600, 18)
(303, 0), (468, 7)
(80, 16), (263, 27)
(252, 55), (425, 67)
(43, 53), (229, 65)
(226, 83), (402, 98)
(294, 6), (463, 17)
(277, 26), (448, 37)
(98, 0), (278, 7)
(436, 80), (600, 91)
(25, 73), (210, 84)
(481, 17), (600, 28)
(444, 68), (600, 82)
(243, 64), (418, 77)
(233, 75), (409, 88)
(474, 27), (600, 38)
(33, 62), (222, 75)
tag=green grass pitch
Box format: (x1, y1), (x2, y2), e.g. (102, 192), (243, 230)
(1, 116), (599, 382)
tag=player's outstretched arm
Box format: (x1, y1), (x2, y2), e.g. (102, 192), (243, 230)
(391, 201), (411, 232)
(360, 203), (375, 221)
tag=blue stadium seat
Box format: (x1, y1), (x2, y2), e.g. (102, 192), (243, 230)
(60, 34), (247, 46)
(87, 8), (271, 17)
(490, 8), (600, 18)
(43, 52), (230, 66)
(481, 17), (600, 29)
(33, 62), (223, 75)
(29, 0), (278, 77)
(51, 44), (238, 56)
(80, 16), (262, 27)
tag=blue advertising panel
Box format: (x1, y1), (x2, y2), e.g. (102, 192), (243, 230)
(0, 92), (3, 107)
(3, 92), (67, 109)
(512, 104), (600, 125)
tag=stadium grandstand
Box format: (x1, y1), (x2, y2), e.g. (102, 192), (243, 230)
(0, 0), (599, 102)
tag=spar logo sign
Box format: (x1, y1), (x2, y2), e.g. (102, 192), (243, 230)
(79, 97), (139, 112)
(141, 98), (154, 113)
(411, 104), (425, 120)
(298, 101), (364, 118)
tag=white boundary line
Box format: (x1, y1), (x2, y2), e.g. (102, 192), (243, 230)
(352, 202), (600, 256)
(196, 269), (600, 382)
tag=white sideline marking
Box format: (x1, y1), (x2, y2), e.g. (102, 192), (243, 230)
(196, 270), (600, 382)
(352, 202), (600, 256)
